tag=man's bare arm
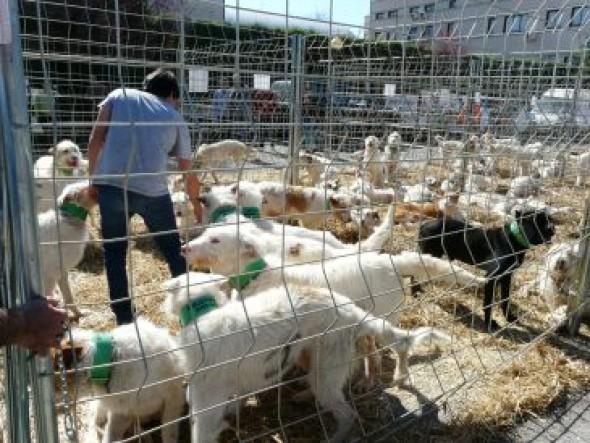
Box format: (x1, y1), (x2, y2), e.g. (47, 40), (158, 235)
(178, 158), (202, 223)
(87, 104), (111, 175)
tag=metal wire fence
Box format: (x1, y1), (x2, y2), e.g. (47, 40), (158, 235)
(1, 0), (590, 442)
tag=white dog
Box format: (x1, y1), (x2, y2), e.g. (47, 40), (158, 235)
(360, 135), (387, 188)
(228, 181), (356, 229)
(297, 150), (338, 186)
(522, 242), (583, 328)
(349, 177), (398, 204)
(198, 186), (395, 254)
(59, 318), (186, 443)
(402, 182), (439, 203)
(180, 226), (486, 330)
(195, 139), (252, 184)
(350, 207), (381, 233)
(434, 135), (464, 167)
(163, 271), (450, 443)
(34, 140), (86, 213)
(383, 131), (403, 183)
(507, 174), (541, 198)
(38, 180), (97, 319)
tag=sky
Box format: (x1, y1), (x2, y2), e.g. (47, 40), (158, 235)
(224, 0), (370, 36)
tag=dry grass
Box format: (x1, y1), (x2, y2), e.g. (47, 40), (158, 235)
(43, 160), (590, 442)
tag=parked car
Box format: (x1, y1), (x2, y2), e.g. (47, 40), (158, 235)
(516, 88), (590, 135)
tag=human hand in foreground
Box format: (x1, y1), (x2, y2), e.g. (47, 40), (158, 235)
(15, 296), (67, 356)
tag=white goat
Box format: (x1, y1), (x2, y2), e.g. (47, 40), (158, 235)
(38, 180), (97, 319)
(507, 174), (541, 198)
(195, 139), (252, 184)
(198, 186), (394, 254)
(360, 135), (387, 187)
(59, 318), (186, 442)
(34, 139), (86, 213)
(180, 225), (486, 331)
(163, 271), (450, 443)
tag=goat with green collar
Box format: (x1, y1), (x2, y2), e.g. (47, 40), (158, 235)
(163, 271), (451, 443)
(38, 180), (97, 319)
(180, 224), (484, 393)
(58, 317), (186, 443)
(33, 139), (87, 213)
(418, 208), (556, 332)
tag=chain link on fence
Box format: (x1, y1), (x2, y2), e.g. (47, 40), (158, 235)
(1, 0), (590, 442)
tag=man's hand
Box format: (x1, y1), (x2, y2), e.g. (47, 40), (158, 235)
(191, 197), (203, 225)
(15, 297), (68, 355)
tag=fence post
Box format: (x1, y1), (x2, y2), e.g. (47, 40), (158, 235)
(287, 34), (305, 185)
(0, 1), (59, 442)
(568, 197), (590, 335)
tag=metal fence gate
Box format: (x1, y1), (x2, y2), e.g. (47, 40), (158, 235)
(2, 1), (590, 442)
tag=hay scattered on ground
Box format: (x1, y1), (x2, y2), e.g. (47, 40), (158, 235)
(52, 159), (590, 442)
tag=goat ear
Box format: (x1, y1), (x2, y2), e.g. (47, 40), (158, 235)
(48, 146), (55, 154)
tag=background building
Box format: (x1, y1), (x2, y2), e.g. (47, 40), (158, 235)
(368, 0), (590, 62)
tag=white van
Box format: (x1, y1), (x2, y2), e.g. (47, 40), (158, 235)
(519, 88), (590, 133)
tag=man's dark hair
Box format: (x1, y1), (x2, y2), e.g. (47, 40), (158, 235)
(143, 68), (180, 99)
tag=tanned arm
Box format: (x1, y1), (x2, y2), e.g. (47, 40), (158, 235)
(87, 104), (111, 175)
(178, 158), (202, 224)
(1, 297), (67, 354)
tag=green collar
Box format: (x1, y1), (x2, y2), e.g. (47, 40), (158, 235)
(179, 295), (218, 326)
(90, 333), (113, 386)
(228, 258), (267, 291)
(59, 202), (88, 221)
(510, 220), (530, 248)
(241, 206), (261, 220)
(210, 205), (260, 224)
(58, 167), (74, 177)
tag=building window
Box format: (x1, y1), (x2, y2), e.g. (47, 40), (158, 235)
(446, 21), (456, 36)
(388, 10), (398, 19)
(487, 16), (497, 34)
(424, 3), (435, 14)
(546, 9), (563, 28)
(449, 0), (457, 9)
(422, 24), (434, 37)
(409, 6), (420, 17)
(408, 26), (420, 39)
(504, 14), (527, 34)
(374, 31), (384, 40)
(571, 6), (590, 27)
(375, 12), (385, 20)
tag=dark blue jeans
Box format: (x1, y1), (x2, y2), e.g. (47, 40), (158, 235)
(97, 185), (186, 325)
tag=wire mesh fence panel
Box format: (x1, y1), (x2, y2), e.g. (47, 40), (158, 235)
(1, 0), (589, 442)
